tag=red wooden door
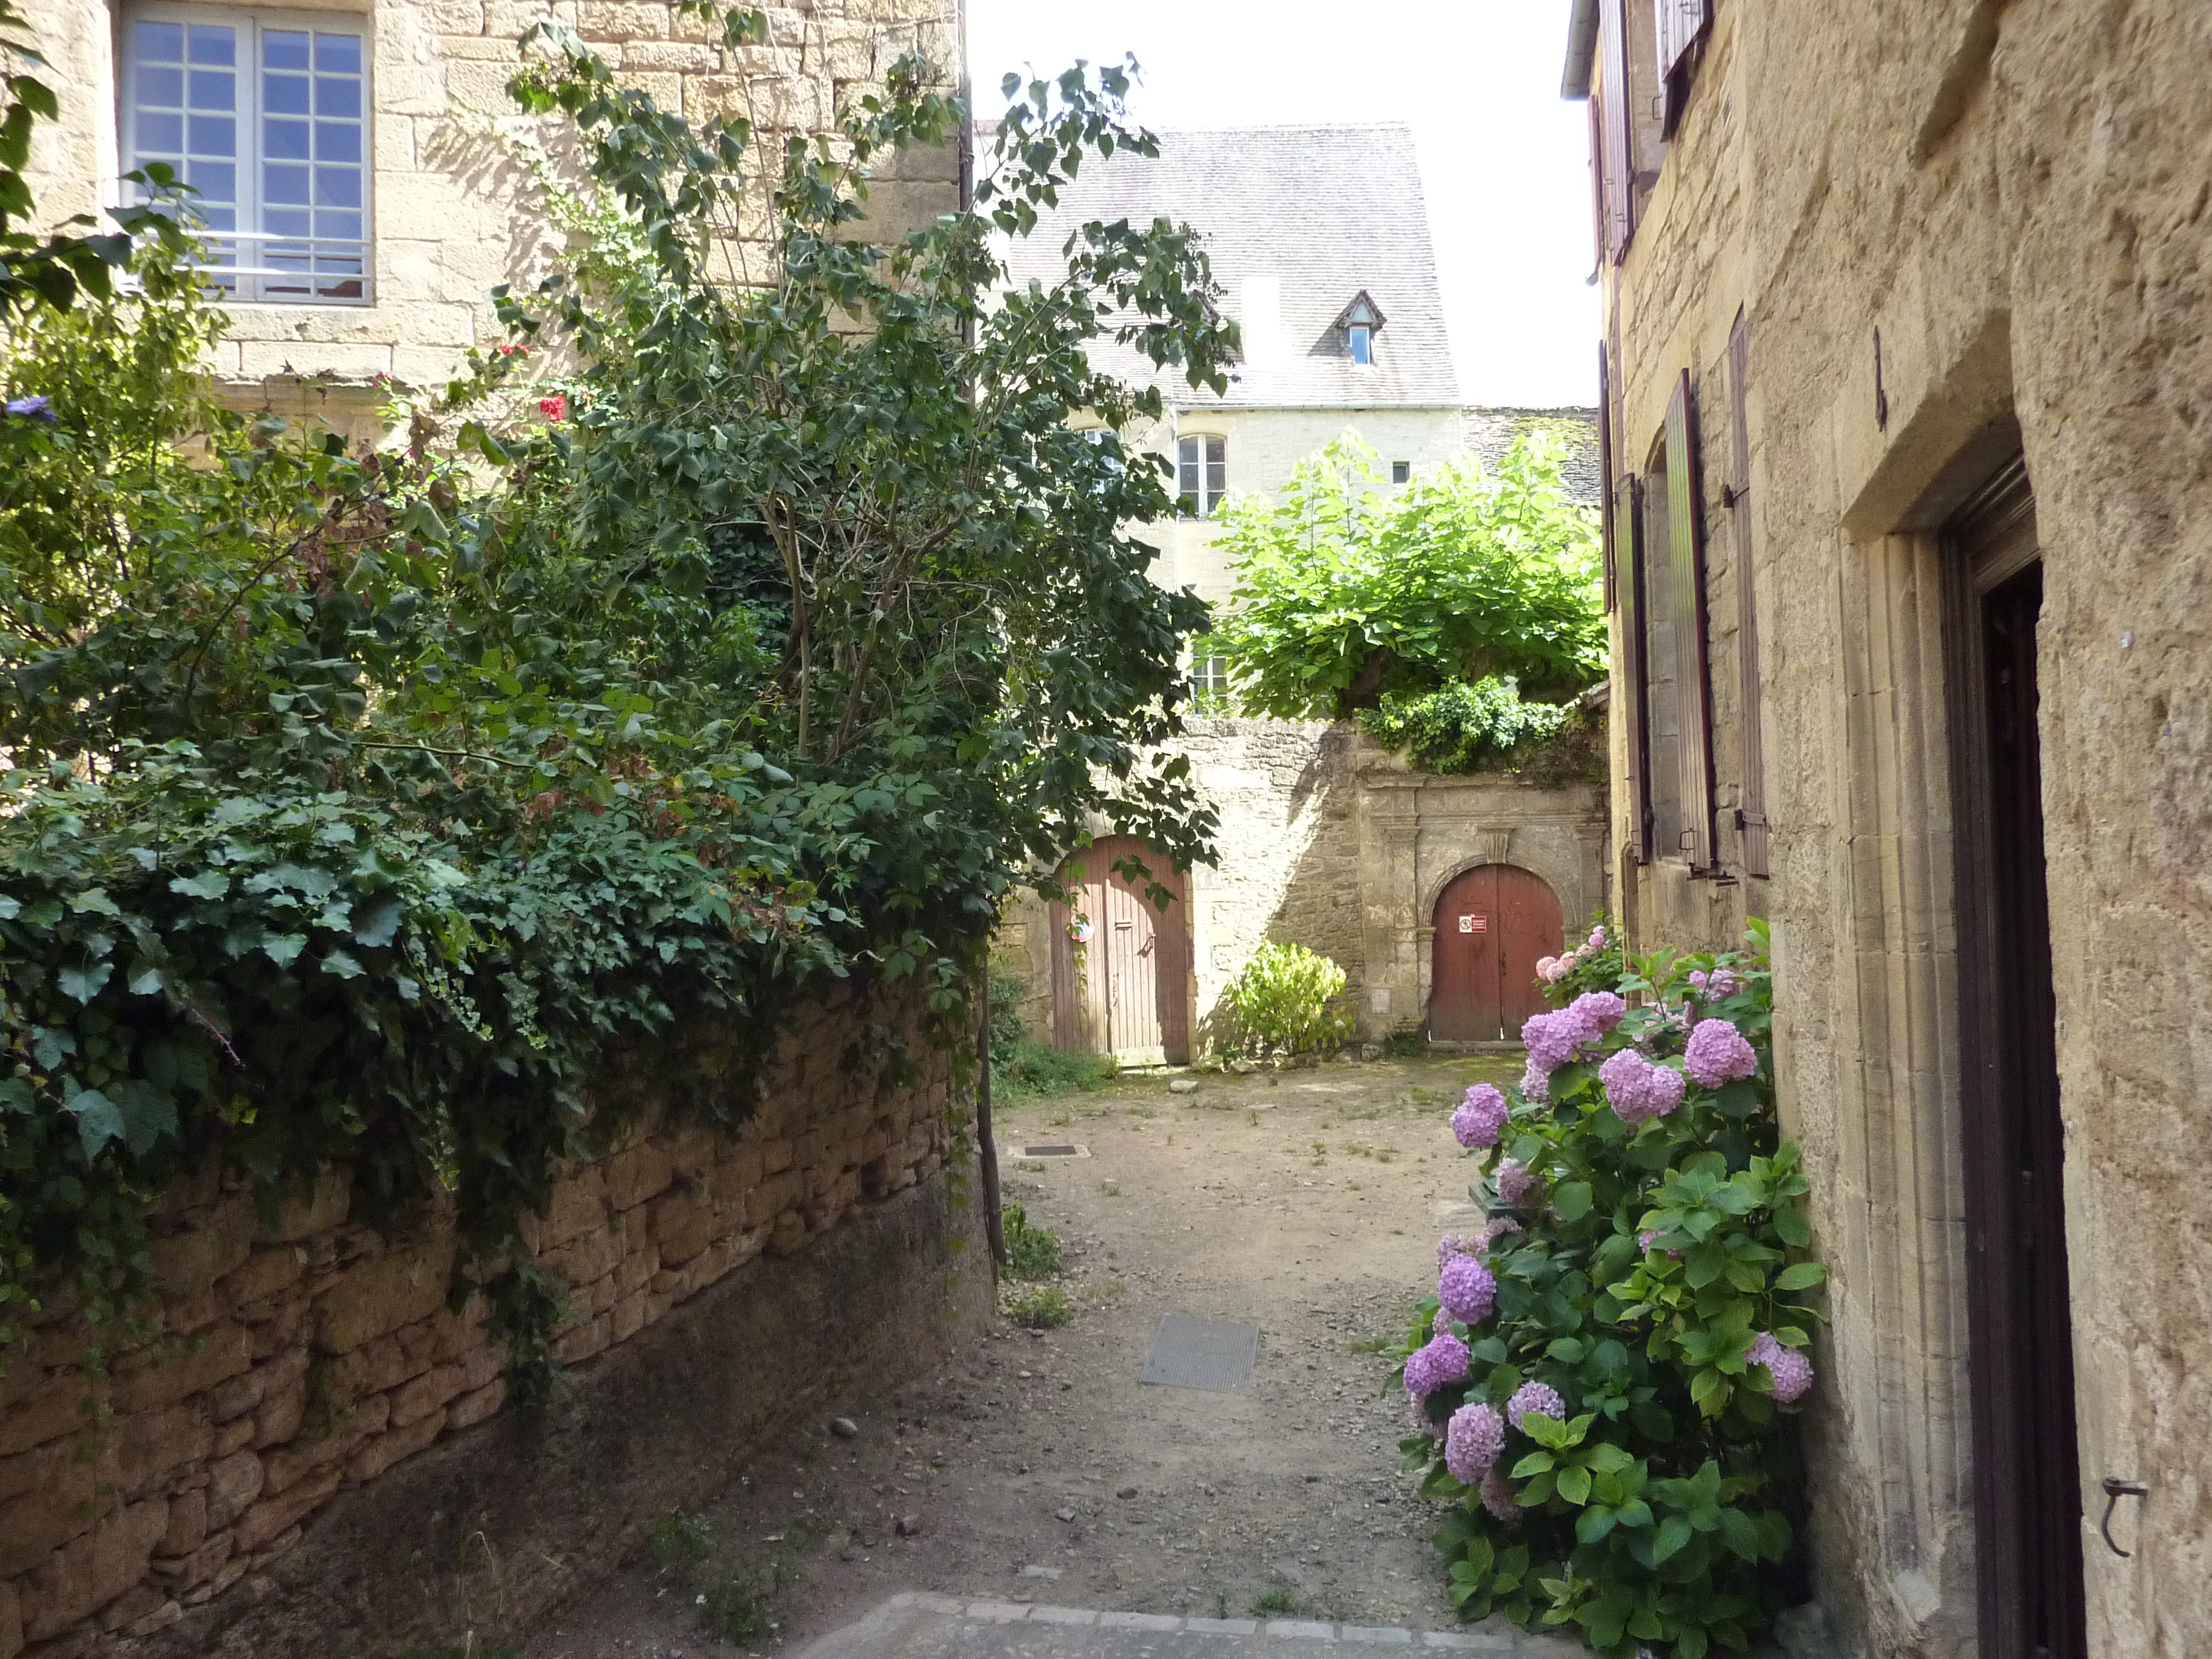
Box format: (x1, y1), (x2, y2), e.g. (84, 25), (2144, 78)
(1048, 837), (1191, 1064)
(1429, 865), (1564, 1041)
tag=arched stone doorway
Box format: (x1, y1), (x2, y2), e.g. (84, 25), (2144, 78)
(1429, 863), (1564, 1041)
(1047, 837), (1192, 1065)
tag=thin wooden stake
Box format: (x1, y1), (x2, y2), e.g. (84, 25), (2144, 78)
(977, 971), (1007, 1273)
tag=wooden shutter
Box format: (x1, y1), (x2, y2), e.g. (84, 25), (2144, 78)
(1598, 343), (1616, 611)
(1597, 0), (1633, 261)
(1664, 370), (1717, 870)
(1728, 312), (1770, 877)
(1658, 0), (1712, 81)
(1613, 471), (1649, 862)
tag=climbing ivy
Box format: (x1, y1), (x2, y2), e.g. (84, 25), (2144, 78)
(0, 6), (1236, 1366)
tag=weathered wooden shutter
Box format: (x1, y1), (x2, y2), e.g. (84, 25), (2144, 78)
(1657, 0), (1712, 81)
(1612, 470), (1649, 861)
(1598, 343), (1616, 611)
(1664, 370), (1716, 870)
(1586, 98), (1608, 273)
(1727, 311), (1769, 877)
(1597, 0), (1633, 261)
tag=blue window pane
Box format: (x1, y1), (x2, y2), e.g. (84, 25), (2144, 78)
(263, 30), (310, 72)
(313, 167), (361, 208)
(137, 112), (184, 153)
(315, 121), (360, 164)
(201, 204), (235, 232)
(137, 65), (184, 108)
(265, 118), (310, 160)
(315, 210), (363, 243)
(136, 21), (184, 63)
(313, 33), (362, 75)
(264, 73), (310, 115)
(315, 77), (361, 120)
(187, 26), (235, 66)
(187, 115), (235, 157)
(188, 70), (234, 111)
(186, 159), (235, 203)
(266, 207), (310, 238)
(263, 163), (309, 204)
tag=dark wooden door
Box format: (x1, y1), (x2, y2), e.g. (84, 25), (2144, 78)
(1945, 461), (2087, 1659)
(1048, 837), (1191, 1065)
(1430, 864), (1563, 1041)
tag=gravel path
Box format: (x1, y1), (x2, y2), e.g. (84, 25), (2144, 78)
(521, 1053), (1526, 1659)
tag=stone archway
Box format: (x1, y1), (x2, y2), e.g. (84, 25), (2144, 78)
(1428, 863), (1565, 1041)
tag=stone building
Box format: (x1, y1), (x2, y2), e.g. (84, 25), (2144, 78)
(991, 125), (1607, 1059)
(1566, 1), (2211, 1654)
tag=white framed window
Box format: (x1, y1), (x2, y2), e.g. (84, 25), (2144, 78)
(1337, 292), (1383, 366)
(122, 6), (372, 304)
(1347, 323), (1372, 364)
(1189, 655), (1233, 713)
(1177, 434), (1226, 518)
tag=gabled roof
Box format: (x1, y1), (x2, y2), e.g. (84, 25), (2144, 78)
(995, 122), (1460, 410)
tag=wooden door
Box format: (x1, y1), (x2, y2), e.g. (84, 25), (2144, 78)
(1429, 864), (1564, 1042)
(1048, 837), (1191, 1065)
(1944, 460), (2086, 1659)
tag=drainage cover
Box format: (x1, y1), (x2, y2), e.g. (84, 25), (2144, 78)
(1138, 1314), (1260, 1392)
(1019, 1144), (1085, 1158)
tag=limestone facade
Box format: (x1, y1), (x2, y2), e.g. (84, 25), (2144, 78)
(22, 0), (960, 437)
(0, 984), (960, 1657)
(1568, 1), (2212, 1652)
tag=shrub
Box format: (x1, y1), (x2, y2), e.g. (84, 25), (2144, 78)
(1224, 941), (1352, 1058)
(1357, 677), (1576, 774)
(995, 1041), (1117, 1099)
(1538, 916), (1625, 1002)
(1000, 1201), (1064, 1279)
(1004, 1284), (1072, 1329)
(1393, 922), (1823, 1659)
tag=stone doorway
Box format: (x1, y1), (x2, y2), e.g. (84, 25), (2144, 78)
(1427, 863), (1562, 1041)
(1048, 836), (1192, 1065)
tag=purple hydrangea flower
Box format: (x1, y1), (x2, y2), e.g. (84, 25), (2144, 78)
(1518, 1056), (1550, 1102)
(1453, 1084), (1509, 1149)
(1436, 1233), (1475, 1272)
(1439, 1254), (1498, 1325)
(1506, 1380), (1565, 1429)
(4, 395), (57, 423)
(1479, 1465), (1521, 1522)
(1444, 1401), (1506, 1483)
(1480, 1216), (1523, 1250)
(1684, 1017), (1759, 1089)
(1495, 1159), (1538, 1207)
(1587, 925), (1607, 950)
(1749, 1332), (1814, 1404)
(1565, 990), (1626, 1037)
(1599, 1047), (1686, 1125)
(1404, 1330), (1472, 1398)
(1521, 1010), (1581, 1071)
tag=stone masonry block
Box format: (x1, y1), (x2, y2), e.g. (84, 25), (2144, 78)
(446, 1376), (506, 1433)
(219, 1245), (306, 1308)
(346, 1408), (446, 1484)
(109, 1324), (253, 1417)
(651, 1188), (712, 1266)
(116, 1405), (211, 1498)
(537, 1168), (609, 1252)
(146, 1202), (256, 1301)
(316, 1235), (456, 1355)
(605, 1141), (675, 1211)
(203, 1450), (264, 1530)
(22, 1495), (168, 1641)
(233, 1465), (340, 1555)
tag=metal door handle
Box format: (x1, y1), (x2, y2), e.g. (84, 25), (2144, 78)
(2100, 1477), (2147, 1558)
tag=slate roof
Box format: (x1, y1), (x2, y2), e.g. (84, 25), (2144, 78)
(996, 123), (1460, 410)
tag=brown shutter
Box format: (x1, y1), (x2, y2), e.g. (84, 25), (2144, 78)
(1586, 98), (1608, 273)
(1613, 470), (1649, 862)
(1664, 369), (1716, 870)
(1598, 343), (1616, 611)
(1597, 0), (1633, 261)
(1728, 312), (1770, 877)
(1658, 0), (1712, 81)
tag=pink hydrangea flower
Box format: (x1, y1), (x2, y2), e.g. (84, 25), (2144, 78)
(1445, 1401), (1506, 1483)
(1480, 1216), (1523, 1250)
(1749, 1332), (1814, 1404)
(1439, 1254), (1498, 1325)
(1599, 1047), (1686, 1125)
(1506, 1381), (1565, 1429)
(1404, 1330), (1471, 1398)
(1453, 1084), (1509, 1149)
(1496, 1159), (1538, 1207)
(1537, 955), (1572, 984)
(1479, 1465), (1521, 1521)
(1518, 1056), (1550, 1102)
(1684, 1017), (1759, 1088)
(1587, 925), (1607, 950)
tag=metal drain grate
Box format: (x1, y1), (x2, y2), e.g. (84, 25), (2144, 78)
(1019, 1144), (1086, 1158)
(1137, 1314), (1259, 1392)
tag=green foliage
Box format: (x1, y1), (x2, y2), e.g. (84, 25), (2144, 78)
(1224, 942), (1350, 1057)
(647, 1510), (720, 1569)
(1004, 1283), (1073, 1329)
(1397, 923), (1823, 1658)
(1000, 1200), (1064, 1279)
(994, 1041), (1117, 1100)
(0, 13), (1235, 1366)
(1358, 677), (1577, 774)
(1208, 435), (1603, 720)
(1251, 1586), (1299, 1615)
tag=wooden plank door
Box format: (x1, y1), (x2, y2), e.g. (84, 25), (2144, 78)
(1048, 837), (1191, 1065)
(1430, 865), (1564, 1041)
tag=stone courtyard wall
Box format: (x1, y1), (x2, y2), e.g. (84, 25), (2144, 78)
(0, 983), (980, 1658)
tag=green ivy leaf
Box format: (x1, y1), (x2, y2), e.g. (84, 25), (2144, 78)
(1775, 1261), (1826, 1291)
(66, 1087), (126, 1158)
(57, 961), (113, 1003)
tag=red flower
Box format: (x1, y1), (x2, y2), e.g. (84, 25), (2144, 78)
(497, 343), (528, 357)
(538, 395), (566, 421)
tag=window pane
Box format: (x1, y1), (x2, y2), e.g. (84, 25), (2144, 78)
(266, 207), (310, 238)
(1349, 325), (1372, 364)
(137, 65), (184, 107)
(263, 163), (310, 204)
(264, 73), (310, 115)
(187, 113), (235, 156)
(187, 27), (235, 65)
(314, 32), (362, 75)
(263, 30), (311, 72)
(315, 121), (360, 163)
(189, 69), (235, 111)
(138, 111), (184, 153)
(186, 158), (235, 203)
(313, 167), (360, 208)
(315, 210), (362, 241)
(266, 118), (310, 160)
(137, 21), (185, 62)
(316, 76), (361, 120)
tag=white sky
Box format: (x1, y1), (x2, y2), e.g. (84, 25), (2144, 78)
(964, 0), (1600, 409)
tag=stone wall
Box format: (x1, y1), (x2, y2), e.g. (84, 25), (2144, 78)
(24, 0), (960, 438)
(1585, 1), (2212, 1653)
(0, 984), (980, 1658)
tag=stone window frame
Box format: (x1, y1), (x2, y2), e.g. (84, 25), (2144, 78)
(1176, 431), (1227, 519)
(119, 1), (377, 307)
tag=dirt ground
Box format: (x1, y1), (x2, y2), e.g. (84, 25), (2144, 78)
(520, 1051), (1523, 1659)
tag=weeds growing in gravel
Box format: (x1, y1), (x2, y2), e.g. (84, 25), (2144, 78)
(1252, 1587), (1300, 1615)
(1005, 1285), (1074, 1328)
(1002, 1203), (1065, 1279)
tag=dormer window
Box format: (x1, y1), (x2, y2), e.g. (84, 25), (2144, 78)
(1336, 292), (1384, 366)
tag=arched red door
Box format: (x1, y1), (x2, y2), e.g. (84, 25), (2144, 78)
(1429, 864), (1564, 1041)
(1047, 837), (1192, 1065)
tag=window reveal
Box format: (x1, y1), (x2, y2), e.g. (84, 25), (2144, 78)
(1177, 434), (1226, 518)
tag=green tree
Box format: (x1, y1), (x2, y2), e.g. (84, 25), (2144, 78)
(1207, 434), (1603, 719)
